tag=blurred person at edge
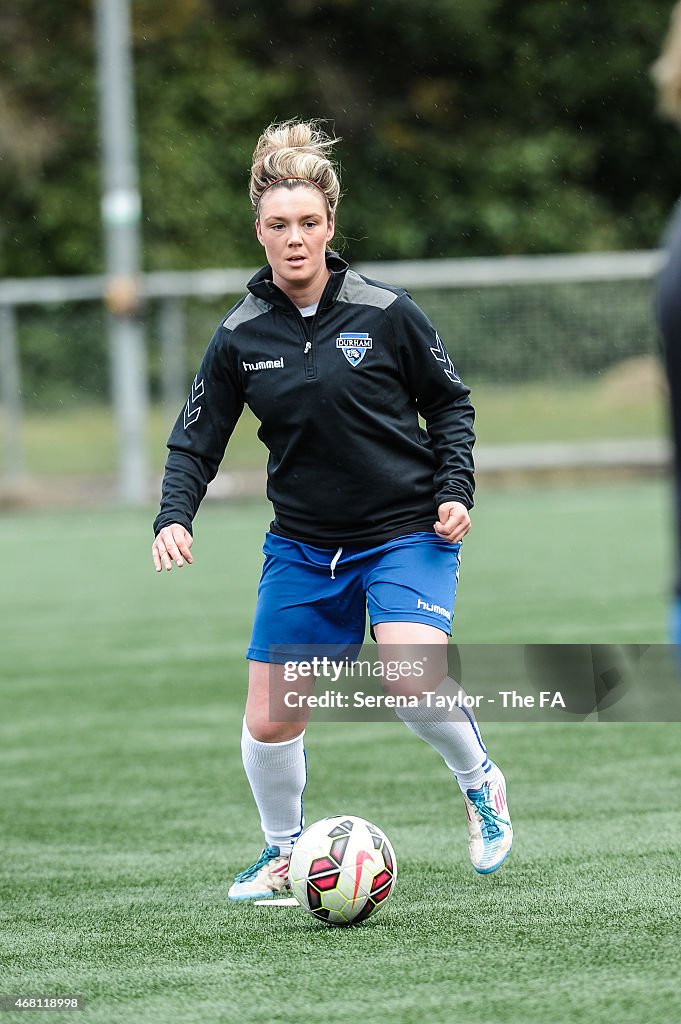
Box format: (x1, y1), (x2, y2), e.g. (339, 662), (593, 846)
(653, 3), (681, 644)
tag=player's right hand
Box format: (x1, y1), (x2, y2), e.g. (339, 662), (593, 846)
(152, 524), (193, 572)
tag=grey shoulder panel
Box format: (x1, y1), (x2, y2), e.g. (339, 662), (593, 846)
(337, 270), (401, 311)
(223, 293), (272, 332)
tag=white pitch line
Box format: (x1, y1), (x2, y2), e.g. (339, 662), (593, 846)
(253, 897), (300, 907)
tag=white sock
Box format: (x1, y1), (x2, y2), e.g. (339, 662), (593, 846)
(454, 758), (493, 793)
(395, 677), (490, 793)
(240, 718), (307, 856)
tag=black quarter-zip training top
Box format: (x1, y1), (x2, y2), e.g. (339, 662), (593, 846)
(154, 253), (475, 547)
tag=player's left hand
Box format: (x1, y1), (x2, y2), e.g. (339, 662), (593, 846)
(434, 501), (470, 543)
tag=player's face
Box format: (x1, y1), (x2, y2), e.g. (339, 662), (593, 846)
(256, 186), (334, 302)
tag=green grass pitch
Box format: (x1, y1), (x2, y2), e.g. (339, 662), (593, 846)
(1, 481), (680, 1024)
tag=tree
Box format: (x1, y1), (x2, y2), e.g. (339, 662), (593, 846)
(2, 0), (680, 276)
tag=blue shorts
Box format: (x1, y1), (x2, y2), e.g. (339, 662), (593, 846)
(246, 531), (461, 663)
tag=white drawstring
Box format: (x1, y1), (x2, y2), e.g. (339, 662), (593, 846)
(330, 546), (343, 579)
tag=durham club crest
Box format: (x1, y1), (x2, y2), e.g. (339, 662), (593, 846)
(336, 332), (373, 366)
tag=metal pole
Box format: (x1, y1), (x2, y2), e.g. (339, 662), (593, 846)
(0, 305), (26, 486)
(159, 297), (187, 421)
(95, 0), (149, 505)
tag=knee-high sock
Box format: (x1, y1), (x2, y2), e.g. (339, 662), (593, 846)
(240, 719), (307, 856)
(395, 678), (490, 792)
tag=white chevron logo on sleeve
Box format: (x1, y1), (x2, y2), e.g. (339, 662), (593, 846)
(183, 376), (204, 429)
(429, 333), (460, 383)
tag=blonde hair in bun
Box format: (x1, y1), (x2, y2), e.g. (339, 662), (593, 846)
(250, 119), (342, 217)
(652, 3), (681, 126)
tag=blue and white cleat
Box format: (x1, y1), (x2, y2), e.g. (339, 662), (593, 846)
(228, 845), (291, 901)
(463, 763), (513, 874)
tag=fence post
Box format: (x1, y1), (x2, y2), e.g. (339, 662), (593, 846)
(159, 297), (187, 420)
(108, 311), (150, 504)
(0, 305), (26, 487)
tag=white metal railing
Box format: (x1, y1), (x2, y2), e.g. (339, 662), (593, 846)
(0, 249), (669, 502)
(0, 249), (666, 307)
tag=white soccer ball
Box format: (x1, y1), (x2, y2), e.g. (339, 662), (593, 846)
(289, 814), (397, 926)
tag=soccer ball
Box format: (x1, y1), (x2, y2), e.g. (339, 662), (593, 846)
(289, 814), (397, 926)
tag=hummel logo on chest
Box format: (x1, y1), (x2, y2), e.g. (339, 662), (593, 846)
(242, 358), (284, 372)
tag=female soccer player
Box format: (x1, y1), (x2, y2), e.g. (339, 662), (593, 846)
(152, 120), (513, 897)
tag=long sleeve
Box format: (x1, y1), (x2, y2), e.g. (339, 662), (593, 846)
(153, 324), (244, 535)
(389, 295), (475, 509)
(657, 200), (681, 596)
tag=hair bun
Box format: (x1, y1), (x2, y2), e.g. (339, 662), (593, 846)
(250, 119), (342, 216)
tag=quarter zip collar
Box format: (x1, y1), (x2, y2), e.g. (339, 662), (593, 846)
(247, 252), (349, 312)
